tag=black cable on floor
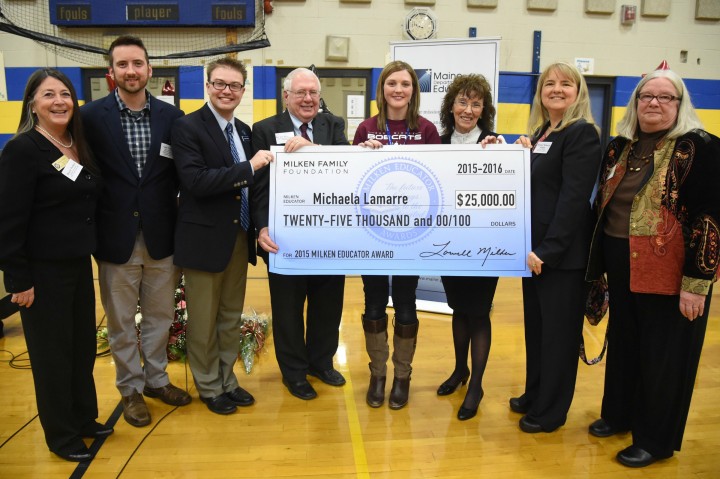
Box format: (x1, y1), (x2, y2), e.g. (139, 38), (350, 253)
(0, 348), (31, 369)
(0, 414), (38, 449)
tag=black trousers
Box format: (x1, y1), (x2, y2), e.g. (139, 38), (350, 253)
(20, 256), (98, 454)
(601, 235), (709, 458)
(361, 275), (419, 324)
(267, 271), (345, 381)
(521, 266), (587, 431)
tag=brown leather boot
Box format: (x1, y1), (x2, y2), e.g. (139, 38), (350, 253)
(389, 321), (419, 410)
(362, 314), (389, 407)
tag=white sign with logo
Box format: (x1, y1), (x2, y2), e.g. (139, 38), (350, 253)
(390, 37), (502, 313)
(390, 38), (501, 132)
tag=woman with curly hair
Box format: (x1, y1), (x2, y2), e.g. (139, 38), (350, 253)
(436, 74), (500, 421)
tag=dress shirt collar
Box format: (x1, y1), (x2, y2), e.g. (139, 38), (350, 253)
(114, 89), (151, 113)
(288, 112), (313, 137)
(451, 126), (482, 144)
(207, 101), (234, 131)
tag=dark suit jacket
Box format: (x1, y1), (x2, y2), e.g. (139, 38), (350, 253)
(0, 130), (100, 292)
(81, 93), (184, 264)
(250, 111), (348, 262)
(171, 104), (257, 273)
(529, 119), (601, 270)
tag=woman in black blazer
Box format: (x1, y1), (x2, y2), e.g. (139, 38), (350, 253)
(0, 69), (107, 461)
(505, 62), (601, 433)
(436, 74), (500, 421)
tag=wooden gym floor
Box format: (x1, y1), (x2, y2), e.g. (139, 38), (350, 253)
(0, 263), (718, 478)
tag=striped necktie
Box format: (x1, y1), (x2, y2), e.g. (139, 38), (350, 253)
(225, 122), (250, 231)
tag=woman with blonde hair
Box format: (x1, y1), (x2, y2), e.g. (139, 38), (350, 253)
(504, 62), (602, 433)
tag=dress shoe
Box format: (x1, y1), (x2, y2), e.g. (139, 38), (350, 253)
(589, 418), (627, 438)
(121, 391), (151, 427)
(366, 375), (386, 408)
(509, 396), (529, 414)
(79, 421), (114, 438)
(201, 395), (237, 415)
(225, 386), (255, 406)
(457, 405), (478, 421)
(283, 378), (317, 400)
(519, 415), (543, 433)
(308, 368), (346, 386)
(52, 443), (93, 462)
(616, 445), (662, 468)
(457, 390), (483, 421)
(437, 369), (470, 396)
(388, 377), (411, 410)
(144, 383), (192, 406)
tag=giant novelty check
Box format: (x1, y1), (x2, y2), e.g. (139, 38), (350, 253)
(268, 144), (531, 277)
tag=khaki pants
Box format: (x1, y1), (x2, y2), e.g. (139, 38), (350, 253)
(0, 270), (7, 297)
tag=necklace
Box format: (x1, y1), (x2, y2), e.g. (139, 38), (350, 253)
(627, 143), (653, 172)
(36, 125), (73, 148)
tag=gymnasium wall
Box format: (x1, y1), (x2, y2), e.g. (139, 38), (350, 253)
(0, 0), (718, 146)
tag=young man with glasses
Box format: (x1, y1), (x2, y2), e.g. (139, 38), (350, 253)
(251, 68), (349, 400)
(171, 58), (273, 415)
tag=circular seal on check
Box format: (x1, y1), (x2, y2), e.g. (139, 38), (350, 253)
(356, 156), (443, 245)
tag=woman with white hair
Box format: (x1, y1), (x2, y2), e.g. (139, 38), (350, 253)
(586, 67), (720, 467)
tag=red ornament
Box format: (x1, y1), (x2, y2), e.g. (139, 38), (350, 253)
(105, 73), (116, 92)
(642, 60), (671, 77)
(162, 80), (175, 96)
(264, 0), (273, 14)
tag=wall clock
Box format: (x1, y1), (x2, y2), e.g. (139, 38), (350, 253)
(405, 8), (437, 40)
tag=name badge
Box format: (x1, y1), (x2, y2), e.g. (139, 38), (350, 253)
(62, 159), (83, 181)
(275, 131), (294, 145)
(51, 155), (70, 171)
(160, 142), (173, 159)
(533, 142), (552, 154)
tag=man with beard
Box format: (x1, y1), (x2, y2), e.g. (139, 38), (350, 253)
(81, 35), (190, 427)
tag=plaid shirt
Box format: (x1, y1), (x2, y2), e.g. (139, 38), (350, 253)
(115, 90), (151, 177)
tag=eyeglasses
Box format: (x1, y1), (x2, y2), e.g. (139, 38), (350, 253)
(287, 89), (320, 99)
(636, 93), (681, 104)
(209, 80), (244, 92)
(454, 99), (483, 112)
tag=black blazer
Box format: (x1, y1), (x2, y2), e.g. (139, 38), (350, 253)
(81, 93), (184, 264)
(171, 104), (257, 273)
(440, 129), (496, 145)
(529, 119), (602, 270)
(250, 111), (348, 262)
(0, 130), (101, 292)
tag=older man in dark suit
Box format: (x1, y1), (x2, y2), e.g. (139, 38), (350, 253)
(172, 58), (273, 415)
(81, 35), (190, 428)
(251, 68), (348, 400)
